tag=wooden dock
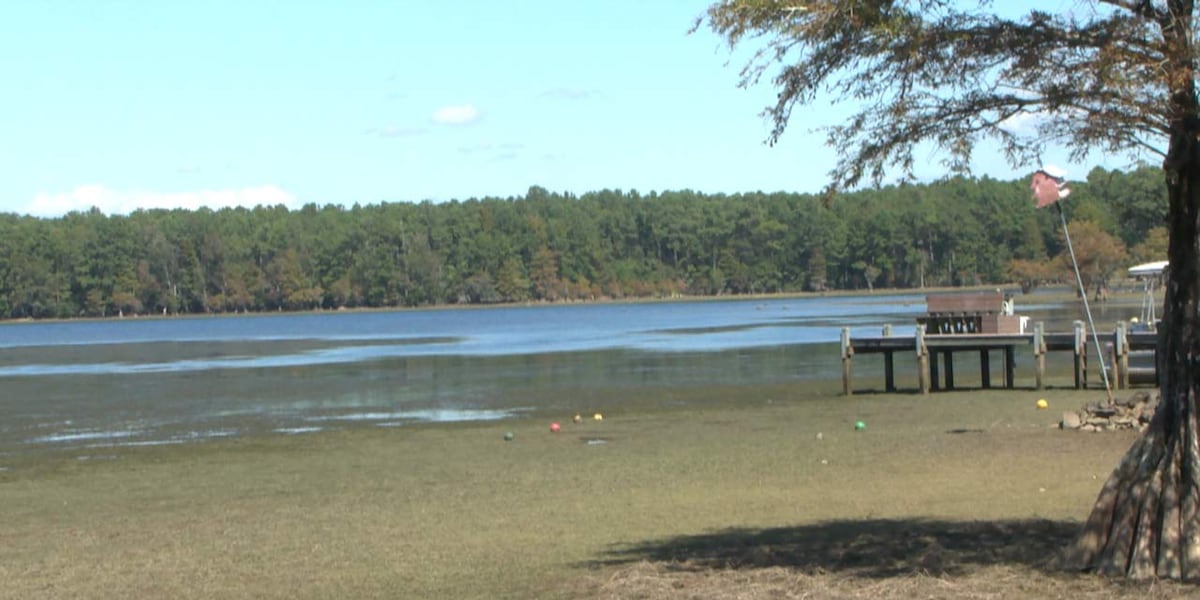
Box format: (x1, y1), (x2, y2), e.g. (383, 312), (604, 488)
(840, 321), (1160, 394)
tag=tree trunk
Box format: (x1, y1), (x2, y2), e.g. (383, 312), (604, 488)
(1068, 125), (1200, 578)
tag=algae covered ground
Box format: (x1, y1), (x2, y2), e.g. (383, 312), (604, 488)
(4, 381), (1197, 599)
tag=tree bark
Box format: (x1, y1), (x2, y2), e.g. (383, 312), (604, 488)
(1068, 123), (1200, 578)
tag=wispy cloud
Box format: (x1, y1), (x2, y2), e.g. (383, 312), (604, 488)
(23, 185), (299, 217)
(432, 104), (481, 125)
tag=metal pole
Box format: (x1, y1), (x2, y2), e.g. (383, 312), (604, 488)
(1057, 203), (1114, 402)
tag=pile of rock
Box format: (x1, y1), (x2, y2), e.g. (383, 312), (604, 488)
(1061, 391), (1158, 432)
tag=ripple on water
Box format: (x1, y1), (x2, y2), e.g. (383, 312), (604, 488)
(29, 429), (142, 444)
(25, 428), (242, 449)
(273, 426), (324, 435)
(306, 408), (523, 424)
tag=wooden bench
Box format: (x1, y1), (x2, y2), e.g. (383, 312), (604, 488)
(918, 292), (1022, 334)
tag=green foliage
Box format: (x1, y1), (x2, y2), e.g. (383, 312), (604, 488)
(0, 168), (1163, 319)
(1053, 220), (1129, 293)
(1131, 227), (1169, 264)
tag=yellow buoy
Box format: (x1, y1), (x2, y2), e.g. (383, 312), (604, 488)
(1036, 399), (1048, 410)
(593, 413), (604, 421)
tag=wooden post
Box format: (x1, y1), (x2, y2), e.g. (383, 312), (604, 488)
(1108, 324), (1118, 388)
(944, 350), (955, 390)
(930, 349), (941, 391)
(918, 328), (929, 392)
(1073, 320), (1086, 389)
(980, 349), (991, 389)
(1005, 345), (1015, 388)
(841, 327), (853, 396)
(1034, 322), (1046, 390)
(883, 352), (895, 392)
(881, 324), (895, 392)
(1082, 321), (1090, 389)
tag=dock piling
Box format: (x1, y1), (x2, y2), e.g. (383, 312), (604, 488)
(1034, 322), (1046, 389)
(916, 326), (929, 394)
(980, 349), (991, 388)
(1113, 320), (1128, 390)
(841, 327), (853, 396)
(1005, 345), (1016, 388)
(881, 324), (896, 392)
(1080, 321), (1089, 391)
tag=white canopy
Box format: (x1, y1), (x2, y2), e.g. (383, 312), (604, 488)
(1128, 260), (1168, 278)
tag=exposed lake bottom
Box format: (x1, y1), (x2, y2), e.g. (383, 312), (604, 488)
(0, 293), (1141, 461)
(0, 342), (847, 458)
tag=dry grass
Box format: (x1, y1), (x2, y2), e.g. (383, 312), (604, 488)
(585, 561), (1196, 599)
(1, 385), (1193, 599)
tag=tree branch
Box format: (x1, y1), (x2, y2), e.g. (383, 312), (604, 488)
(1099, 0), (1165, 20)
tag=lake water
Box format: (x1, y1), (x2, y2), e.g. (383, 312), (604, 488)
(0, 292), (1112, 457)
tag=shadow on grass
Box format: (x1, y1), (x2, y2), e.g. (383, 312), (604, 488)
(588, 518), (1078, 578)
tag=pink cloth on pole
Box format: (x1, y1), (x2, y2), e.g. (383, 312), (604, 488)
(1031, 170), (1068, 208)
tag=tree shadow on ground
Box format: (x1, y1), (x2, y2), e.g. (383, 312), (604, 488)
(587, 518), (1078, 578)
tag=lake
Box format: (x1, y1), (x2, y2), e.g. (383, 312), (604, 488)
(0, 292), (1120, 458)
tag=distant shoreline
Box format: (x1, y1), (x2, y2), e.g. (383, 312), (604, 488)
(0, 282), (1120, 327)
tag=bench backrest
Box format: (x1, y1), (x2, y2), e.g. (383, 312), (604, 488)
(925, 292), (1004, 315)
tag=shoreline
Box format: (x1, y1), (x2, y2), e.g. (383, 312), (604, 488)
(0, 282), (1120, 327)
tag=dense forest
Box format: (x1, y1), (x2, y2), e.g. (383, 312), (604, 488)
(0, 165), (1167, 320)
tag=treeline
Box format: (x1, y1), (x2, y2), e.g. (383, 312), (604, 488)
(0, 165), (1167, 319)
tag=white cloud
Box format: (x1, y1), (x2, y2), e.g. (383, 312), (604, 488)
(999, 110), (1043, 134)
(431, 104), (481, 125)
(23, 184), (299, 217)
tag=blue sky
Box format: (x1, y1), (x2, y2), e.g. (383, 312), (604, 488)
(1, 1), (1136, 217)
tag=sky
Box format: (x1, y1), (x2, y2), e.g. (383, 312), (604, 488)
(1, 0), (1140, 217)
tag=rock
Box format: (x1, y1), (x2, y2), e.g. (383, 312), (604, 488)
(1061, 411), (1082, 430)
(1065, 392), (1162, 433)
